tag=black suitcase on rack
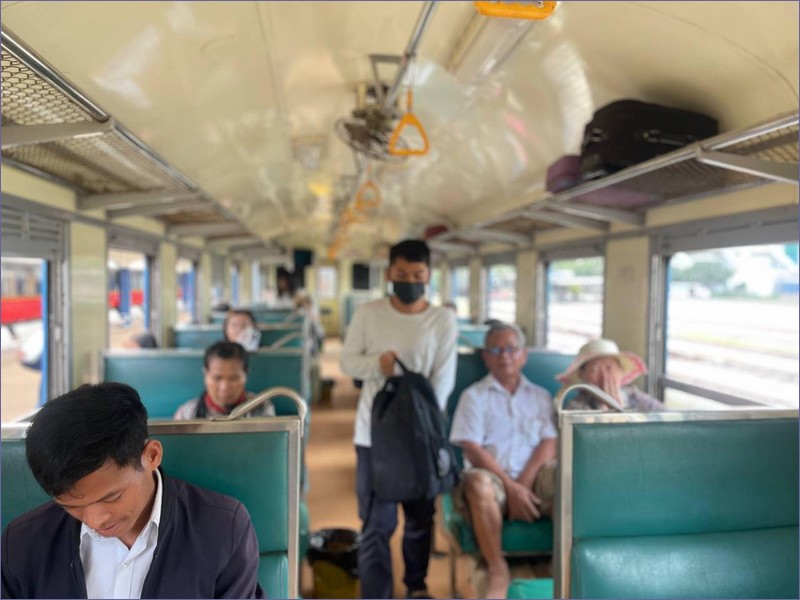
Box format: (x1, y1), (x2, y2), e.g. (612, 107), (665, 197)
(580, 99), (718, 180)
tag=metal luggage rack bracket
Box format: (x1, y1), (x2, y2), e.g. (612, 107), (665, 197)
(0, 26), (262, 243)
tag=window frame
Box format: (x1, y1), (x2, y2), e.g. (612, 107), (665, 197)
(649, 205), (798, 407)
(537, 242), (606, 350)
(0, 196), (70, 408)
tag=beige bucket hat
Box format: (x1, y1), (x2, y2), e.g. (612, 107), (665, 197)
(556, 338), (647, 385)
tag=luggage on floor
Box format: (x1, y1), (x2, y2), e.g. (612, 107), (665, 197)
(580, 99), (718, 180)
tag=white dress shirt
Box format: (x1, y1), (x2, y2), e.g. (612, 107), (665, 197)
(79, 469), (163, 599)
(450, 374), (557, 479)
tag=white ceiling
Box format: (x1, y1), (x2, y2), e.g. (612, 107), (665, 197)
(2, 1), (798, 259)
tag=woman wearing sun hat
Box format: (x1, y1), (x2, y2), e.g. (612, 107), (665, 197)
(556, 338), (664, 411)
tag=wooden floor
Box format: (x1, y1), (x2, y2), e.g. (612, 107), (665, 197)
(302, 339), (548, 599)
(302, 338), (477, 598)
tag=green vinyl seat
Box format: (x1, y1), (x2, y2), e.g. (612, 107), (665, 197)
(1, 417), (303, 598)
(558, 413), (799, 599)
(441, 348), (574, 597)
(103, 348), (308, 418)
(172, 323), (305, 349)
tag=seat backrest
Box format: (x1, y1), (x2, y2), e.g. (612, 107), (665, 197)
(1, 437), (50, 531)
(446, 349), (575, 420)
(558, 412), (799, 599)
(172, 324), (304, 349)
(1, 419), (302, 599)
(457, 324), (489, 348)
(446, 349), (574, 468)
(103, 349), (307, 418)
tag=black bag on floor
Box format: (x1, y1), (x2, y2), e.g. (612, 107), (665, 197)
(370, 358), (459, 502)
(580, 99), (718, 180)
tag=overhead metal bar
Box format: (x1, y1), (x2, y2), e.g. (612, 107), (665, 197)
(79, 191), (201, 212)
(427, 239), (477, 254)
(547, 202), (645, 226)
(382, 1), (439, 111)
(695, 149), (799, 185)
(461, 228), (530, 245)
(168, 222), (245, 237)
(106, 198), (212, 219)
(1, 121), (115, 149)
(520, 209), (609, 231)
(369, 54), (401, 105)
(1, 26), (109, 122)
(205, 237), (269, 251)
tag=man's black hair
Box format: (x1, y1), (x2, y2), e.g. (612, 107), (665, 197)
(389, 239), (430, 267)
(25, 382), (149, 498)
(222, 310), (257, 341)
(204, 340), (249, 371)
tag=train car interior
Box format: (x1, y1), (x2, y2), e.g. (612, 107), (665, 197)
(1, 1), (798, 598)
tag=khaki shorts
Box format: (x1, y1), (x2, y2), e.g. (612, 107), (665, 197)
(454, 460), (557, 519)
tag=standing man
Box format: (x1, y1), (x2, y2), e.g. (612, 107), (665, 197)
(449, 322), (557, 599)
(341, 239), (458, 599)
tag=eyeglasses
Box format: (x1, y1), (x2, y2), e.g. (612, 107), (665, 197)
(485, 346), (522, 357)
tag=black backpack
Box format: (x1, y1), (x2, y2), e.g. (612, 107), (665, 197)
(370, 358), (459, 502)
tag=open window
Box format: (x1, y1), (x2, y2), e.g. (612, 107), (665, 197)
(541, 249), (605, 352)
(651, 207), (798, 409)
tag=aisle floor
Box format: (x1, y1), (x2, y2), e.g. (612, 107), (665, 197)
(302, 339), (546, 599)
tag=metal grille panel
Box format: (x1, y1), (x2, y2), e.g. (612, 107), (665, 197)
(717, 124), (799, 163)
(3, 131), (192, 194)
(566, 161), (759, 209)
(1, 48), (95, 126)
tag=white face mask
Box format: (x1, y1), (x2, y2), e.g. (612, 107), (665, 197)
(236, 327), (260, 352)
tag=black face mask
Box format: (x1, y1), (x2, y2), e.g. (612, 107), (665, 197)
(393, 281), (426, 305)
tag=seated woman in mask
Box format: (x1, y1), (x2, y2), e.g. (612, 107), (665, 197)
(223, 309), (261, 351)
(557, 338), (664, 411)
(174, 341), (275, 419)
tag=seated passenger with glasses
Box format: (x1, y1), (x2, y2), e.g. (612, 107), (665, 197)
(449, 322), (557, 599)
(173, 341), (275, 420)
(557, 338), (663, 411)
(1, 382), (265, 599)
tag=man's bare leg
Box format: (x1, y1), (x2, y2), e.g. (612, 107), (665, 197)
(463, 472), (509, 599)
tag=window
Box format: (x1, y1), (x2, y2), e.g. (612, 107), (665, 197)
(108, 248), (150, 349)
(1, 200), (66, 421)
(545, 257), (604, 352)
(316, 266), (338, 300)
(1, 257), (47, 421)
(450, 266), (470, 321)
(176, 258), (196, 326)
(486, 263), (516, 323)
(429, 268), (442, 306)
(663, 243), (798, 409)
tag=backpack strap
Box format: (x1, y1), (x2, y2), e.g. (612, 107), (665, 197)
(194, 391), (208, 418)
(394, 357), (409, 373)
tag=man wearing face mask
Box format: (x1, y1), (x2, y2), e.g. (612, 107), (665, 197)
(340, 239), (458, 600)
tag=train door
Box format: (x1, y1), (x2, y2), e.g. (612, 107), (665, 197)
(1, 201), (67, 421)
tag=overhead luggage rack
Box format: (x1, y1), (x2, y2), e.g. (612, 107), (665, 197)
(542, 111), (799, 212)
(434, 111), (799, 247)
(0, 27), (260, 245)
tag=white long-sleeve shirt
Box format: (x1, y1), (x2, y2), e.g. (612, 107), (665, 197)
(340, 297), (458, 447)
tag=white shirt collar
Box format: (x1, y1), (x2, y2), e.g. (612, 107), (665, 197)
(80, 468), (163, 542)
(486, 372), (533, 395)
